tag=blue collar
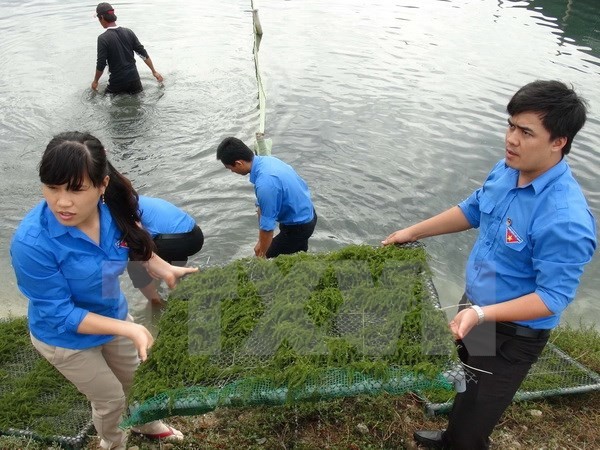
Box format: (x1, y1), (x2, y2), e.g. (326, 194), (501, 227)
(45, 201), (113, 242)
(249, 155), (262, 184)
(528, 159), (569, 195)
(504, 158), (569, 195)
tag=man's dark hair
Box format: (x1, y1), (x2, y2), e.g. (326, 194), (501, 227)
(507, 80), (587, 155)
(216, 137), (255, 165)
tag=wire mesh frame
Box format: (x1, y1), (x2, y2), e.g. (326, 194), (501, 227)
(0, 321), (94, 449)
(412, 270), (600, 415)
(124, 246), (462, 426)
(206, 255), (454, 371)
(419, 341), (600, 416)
(0, 422), (95, 450)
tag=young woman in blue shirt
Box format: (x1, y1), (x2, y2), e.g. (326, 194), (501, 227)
(10, 131), (196, 449)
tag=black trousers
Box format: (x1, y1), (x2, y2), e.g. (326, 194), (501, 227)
(128, 225), (204, 288)
(442, 297), (549, 449)
(106, 78), (143, 95)
(265, 209), (317, 258)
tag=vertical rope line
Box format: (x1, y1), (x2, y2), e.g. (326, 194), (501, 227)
(251, 1), (271, 155)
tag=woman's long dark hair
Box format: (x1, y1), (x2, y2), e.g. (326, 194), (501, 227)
(38, 131), (154, 261)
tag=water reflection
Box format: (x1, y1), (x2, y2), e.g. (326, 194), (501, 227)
(525, 0), (600, 58)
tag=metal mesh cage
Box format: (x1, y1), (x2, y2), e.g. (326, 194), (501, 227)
(124, 244), (461, 426)
(0, 318), (93, 449)
(419, 341), (600, 415)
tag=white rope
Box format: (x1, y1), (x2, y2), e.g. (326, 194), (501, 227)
(461, 362), (493, 375)
(250, 1), (271, 155)
(438, 304), (463, 311)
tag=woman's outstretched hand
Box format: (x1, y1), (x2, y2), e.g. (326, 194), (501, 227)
(143, 253), (198, 289)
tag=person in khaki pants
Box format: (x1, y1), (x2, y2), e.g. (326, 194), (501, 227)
(10, 132), (197, 450)
(31, 325), (140, 446)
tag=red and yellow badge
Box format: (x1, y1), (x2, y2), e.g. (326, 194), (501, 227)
(505, 225), (523, 244)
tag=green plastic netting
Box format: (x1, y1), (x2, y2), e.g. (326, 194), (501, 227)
(123, 244), (460, 426)
(124, 243), (600, 426)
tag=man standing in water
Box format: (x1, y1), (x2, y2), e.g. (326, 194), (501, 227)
(383, 80), (596, 449)
(217, 137), (317, 258)
(92, 3), (163, 94)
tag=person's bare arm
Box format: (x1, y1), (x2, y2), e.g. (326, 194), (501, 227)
(91, 69), (104, 91)
(255, 229), (274, 257)
(382, 206), (472, 245)
(143, 57), (163, 82)
(77, 312), (154, 361)
(143, 252), (198, 288)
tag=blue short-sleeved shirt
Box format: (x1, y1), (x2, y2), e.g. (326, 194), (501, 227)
(249, 156), (314, 231)
(10, 201), (130, 349)
(138, 196), (196, 237)
(459, 159), (597, 329)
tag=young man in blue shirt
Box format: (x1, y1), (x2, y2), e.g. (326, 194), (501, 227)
(383, 80), (596, 449)
(217, 137), (317, 258)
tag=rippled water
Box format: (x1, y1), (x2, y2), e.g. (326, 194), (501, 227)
(1, 0), (599, 327)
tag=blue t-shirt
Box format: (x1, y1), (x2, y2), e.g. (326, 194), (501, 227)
(249, 156), (314, 231)
(138, 196), (196, 237)
(10, 201), (130, 349)
(459, 159), (597, 329)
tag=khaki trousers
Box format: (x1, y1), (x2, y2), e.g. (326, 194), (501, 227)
(31, 331), (139, 449)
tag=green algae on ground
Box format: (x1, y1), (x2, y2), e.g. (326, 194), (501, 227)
(130, 244), (457, 408)
(0, 317), (90, 439)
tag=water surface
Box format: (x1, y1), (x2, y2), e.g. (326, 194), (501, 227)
(1, 0), (599, 327)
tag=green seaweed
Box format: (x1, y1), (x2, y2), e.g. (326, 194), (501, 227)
(129, 244), (457, 406)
